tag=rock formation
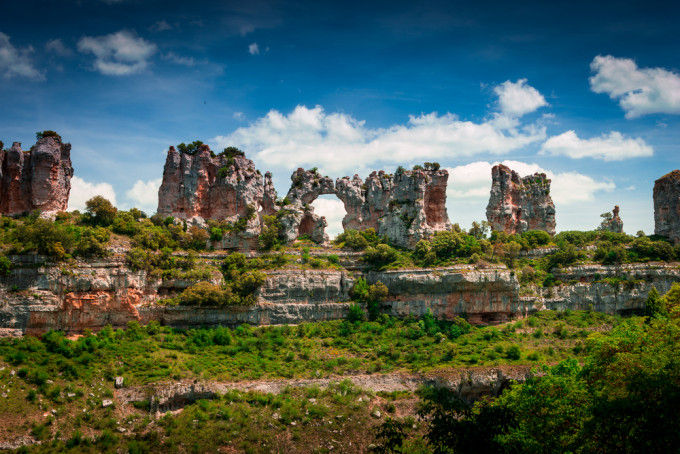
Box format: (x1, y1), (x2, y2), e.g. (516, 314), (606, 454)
(335, 167), (451, 248)
(598, 205), (623, 233)
(486, 164), (555, 235)
(278, 169), (335, 244)
(0, 135), (73, 217)
(654, 170), (680, 243)
(157, 145), (277, 248)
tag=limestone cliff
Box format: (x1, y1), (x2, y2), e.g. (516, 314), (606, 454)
(654, 170), (680, 243)
(486, 164), (555, 235)
(0, 136), (73, 216)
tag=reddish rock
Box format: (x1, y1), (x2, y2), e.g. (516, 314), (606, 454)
(0, 136), (73, 216)
(486, 164), (555, 235)
(654, 170), (680, 243)
(157, 145), (277, 248)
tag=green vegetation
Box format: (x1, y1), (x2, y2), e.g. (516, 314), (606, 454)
(176, 140), (204, 155)
(374, 313), (680, 454)
(35, 130), (62, 141)
(3, 303), (680, 452)
(0, 311), (616, 387)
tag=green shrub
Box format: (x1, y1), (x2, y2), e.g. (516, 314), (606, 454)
(85, 196), (118, 226)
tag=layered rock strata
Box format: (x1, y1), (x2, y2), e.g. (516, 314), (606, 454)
(0, 254), (671, 336)
(654, 170), (680, 243)
(0, 136), (73, 216)
(486, 164), (555, 235)
(598, 205), (623, 233)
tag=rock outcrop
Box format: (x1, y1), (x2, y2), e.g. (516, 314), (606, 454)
(486, 164), (555, 235)
(157, 145), (277, 248)
(598, 205), (623, 233)
(335, 167), (451, 248)
(654, 170), (680, 243)
(0, 135), (73, 217)
(278, 169), (335, 244)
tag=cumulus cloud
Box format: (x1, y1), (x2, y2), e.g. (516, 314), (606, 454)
(540, 130), (653, 161)
(68, 177), (118, 211)
(494, 78), (547, 117)
(311, 196), (346, 238)
(248, 43), (260, 55)
(0, 32), (43, 80)
(215, 104), (546, 174)
(126, 178), (161, 213)
(77, 30), (157, 75)
(590, 55), (680, 118)
(446, 160), (614, 207)
(45, 39), (72, 57)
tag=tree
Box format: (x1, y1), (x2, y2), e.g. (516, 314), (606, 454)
(85, 196), (117, 226)
(645, 287), (665, 317)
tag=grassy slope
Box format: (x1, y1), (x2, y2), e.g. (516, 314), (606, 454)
(0, 311), (625, 452)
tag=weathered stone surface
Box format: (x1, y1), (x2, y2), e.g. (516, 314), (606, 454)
(598, 205), (623, 233)
(277, 169), (335, 245)
(286, 168), (334, 205)
(335, 167), (451, 248)
(654, 170), (680, 243)
(0, 136), (73, 216)
(157, 145), (277, 248)
(486, 164), (555, 235)
(524, 263), (680, 313)
(0, 254), (670, 336)
(366, 266), (523, 324)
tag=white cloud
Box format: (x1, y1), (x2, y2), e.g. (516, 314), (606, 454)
(215, 104), (546, 174)
(0, 32), (43, 80)
(162, 52), (195, 66)
(45, 39), (72, 56)
(590, 55), (680, 118)
(311, 195), (346, 238)
(446, 160), (614, 207)
(494, 78), (547, 117)
(233, 112), (245, 120)
(126, 178), (161, 213)
(69, 177), (118, 211)
(248, 43), (260, 55)
(540, 130), (653, 161)
(77, 30), (157, 76)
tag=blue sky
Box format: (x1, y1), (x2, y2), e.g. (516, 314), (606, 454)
(1, 0), (678, 236)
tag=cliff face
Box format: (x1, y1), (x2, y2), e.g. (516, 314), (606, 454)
(0, 254), (672, 336)
(0, 137), (73, 216)
(654, 170), (680, 243)
(367, 266), (522, 324)
(486, 164), (555, 235)
(525, 263), (680, 313)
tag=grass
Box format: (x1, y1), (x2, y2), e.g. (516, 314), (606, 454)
(0, 311), (617, 387)
(0, 311), (627, 451)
